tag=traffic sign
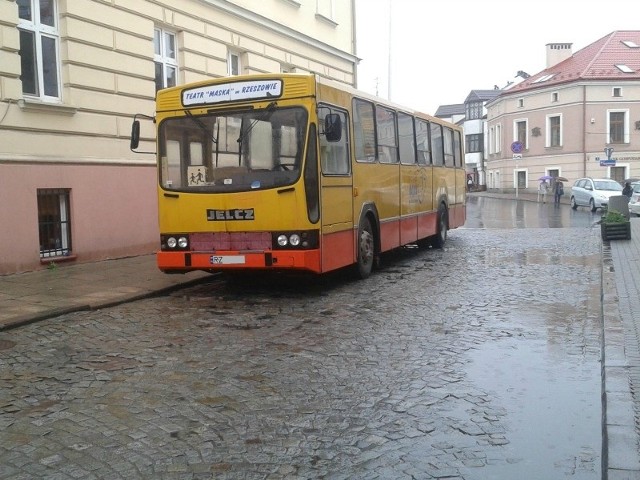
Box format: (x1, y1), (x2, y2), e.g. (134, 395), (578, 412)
(513, 154), (522, 160)
(600, 159), (616, 166)
(511, 141), (524, 154)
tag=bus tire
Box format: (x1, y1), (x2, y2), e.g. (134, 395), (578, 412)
(356, 217), (375, 279)
(431, 204), (448, 249)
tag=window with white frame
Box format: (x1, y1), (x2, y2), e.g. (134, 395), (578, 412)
(514, 119), (528, 148)
(546, 114), (562, 147)
(613, 87), (622, 97)
(17, 0), (60, 100)
(466, 133), (483, 153)
(316, 0), (334, 19)
(608, 109), (629, 144)
(154, 28), (177, 91)
(228, 50), (242, 76)
(495, 124), (502, 153)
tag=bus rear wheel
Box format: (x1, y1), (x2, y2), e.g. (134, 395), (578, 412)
(356, 217), (375, 279)
(431, 205), (448, 249)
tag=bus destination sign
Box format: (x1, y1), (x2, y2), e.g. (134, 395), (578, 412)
(182, 80), (283, 106)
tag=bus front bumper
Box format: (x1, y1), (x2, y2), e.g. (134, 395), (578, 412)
(157, 250), (321, 273)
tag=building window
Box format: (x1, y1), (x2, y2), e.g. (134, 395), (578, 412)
(547, 114), (562, 147)
(514, 120), (527, 148)
(609, 110), (628, 144)
(613, 87), (622, 97)
(38, 189), (72, 258)
(518, 98), (524, 108)
(551, 92), (558, 102)
(154, 28), (177, 91)
(466, 133), (483, 153)
(316, 0), (334, 19)
(465, 101), (483, 120)
(17, 0), (60, 100)
(228, 50), (242, 76)
(495, 124), (502, 153)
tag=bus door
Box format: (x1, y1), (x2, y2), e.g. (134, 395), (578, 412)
(318, 107), (353, 272)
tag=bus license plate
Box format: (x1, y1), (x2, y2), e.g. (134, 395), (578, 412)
(210, 255), (245, 265)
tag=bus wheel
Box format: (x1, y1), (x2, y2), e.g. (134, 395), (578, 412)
(356, 217), (375, 279)
(431, 205), (448, 249)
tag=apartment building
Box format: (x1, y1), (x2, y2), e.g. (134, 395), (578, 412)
(0, 0), (357, 275)
(485, 31), (640, 193)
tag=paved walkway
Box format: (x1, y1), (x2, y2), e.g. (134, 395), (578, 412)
(0, 192), (638, 478)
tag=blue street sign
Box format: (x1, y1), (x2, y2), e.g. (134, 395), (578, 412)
(511, 141), (524, 154)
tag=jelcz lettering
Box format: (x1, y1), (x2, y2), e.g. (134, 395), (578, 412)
(206, 208), (255, 221)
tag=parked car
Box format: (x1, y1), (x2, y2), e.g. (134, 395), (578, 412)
(628, 182), (640, 216)
(570, 177), (623, 212)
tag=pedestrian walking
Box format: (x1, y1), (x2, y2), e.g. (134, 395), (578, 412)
(623, 181), (633, 198)
(538, 180), (549, 203)
(467, 176), (473, 192)
(554, 181), (564, 205)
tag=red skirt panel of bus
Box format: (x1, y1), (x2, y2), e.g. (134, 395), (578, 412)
(417, 211), (438, 240)
(448, 204), (466, 229)
(321, 228), (355, 272)
(157, 250), (321, 273)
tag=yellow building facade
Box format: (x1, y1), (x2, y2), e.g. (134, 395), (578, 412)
(0, 0), (357, 274)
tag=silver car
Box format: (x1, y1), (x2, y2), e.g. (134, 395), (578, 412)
(570, 177), (623, 212)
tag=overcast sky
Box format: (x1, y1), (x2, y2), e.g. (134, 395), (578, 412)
(354, 0), (637, 115)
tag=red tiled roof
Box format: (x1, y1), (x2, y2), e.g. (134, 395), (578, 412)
(507, 31), (640, 94)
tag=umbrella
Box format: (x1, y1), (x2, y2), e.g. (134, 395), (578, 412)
(539, 175), (553, 181)
(556, 176), (568, 182)
(625, 178), (640, 183)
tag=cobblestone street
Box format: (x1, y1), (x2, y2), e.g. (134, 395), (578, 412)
(0, 227), (603, 479)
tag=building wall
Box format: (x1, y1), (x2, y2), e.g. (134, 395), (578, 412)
(0, 0), (356, 274)
(485, 81), (640, 192)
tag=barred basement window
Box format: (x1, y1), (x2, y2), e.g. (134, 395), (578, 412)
(38, 188), (72, 258)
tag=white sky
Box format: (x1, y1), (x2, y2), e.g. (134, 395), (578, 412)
(355, 0), (637, 115)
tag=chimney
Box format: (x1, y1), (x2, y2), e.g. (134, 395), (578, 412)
(546, 43), (572, 68)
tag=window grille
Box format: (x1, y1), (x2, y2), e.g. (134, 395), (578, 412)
(37, 188), (72, 258)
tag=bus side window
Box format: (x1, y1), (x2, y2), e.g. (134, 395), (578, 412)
(376, 106), (398, 164)
(353, 98), (376, 162)
(453, 130), (463, 167)
(443, 127), (454, 167)
(416, 119), (431, 165)
(319, 107), (349, 175)
(430, 123), (444, 166)
(398, 112), (416, 165)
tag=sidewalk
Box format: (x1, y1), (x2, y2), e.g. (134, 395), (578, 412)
(0, 255), (211, 331)
(0, 194), (638, 478)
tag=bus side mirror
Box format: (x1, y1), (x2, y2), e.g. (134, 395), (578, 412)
(324, 114), (342, 142)
(130, 120), (140, 150)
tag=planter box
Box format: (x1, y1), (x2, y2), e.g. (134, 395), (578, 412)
(601, 221), (631, 241)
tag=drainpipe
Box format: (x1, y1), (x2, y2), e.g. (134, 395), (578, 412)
(583, 85), (587, 176)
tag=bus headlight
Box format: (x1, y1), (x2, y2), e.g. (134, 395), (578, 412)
(167, 237), (177, 248)
(277, 234), (288, 246)
(289, 234), (301, 246)
(177, 236), (188, 248)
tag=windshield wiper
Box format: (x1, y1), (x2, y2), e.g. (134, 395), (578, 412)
(236, 102), (277, 153)
(186, 110), (217, 144)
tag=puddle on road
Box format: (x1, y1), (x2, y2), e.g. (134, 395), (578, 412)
(464, 334), (601, 479)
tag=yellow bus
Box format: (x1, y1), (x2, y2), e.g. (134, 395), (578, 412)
(131, 73), (466, 278)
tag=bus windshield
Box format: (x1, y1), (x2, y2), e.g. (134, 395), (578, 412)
(158, 105), (308, 192)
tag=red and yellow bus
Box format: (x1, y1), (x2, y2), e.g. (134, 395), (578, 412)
(131, 73), (466, 278)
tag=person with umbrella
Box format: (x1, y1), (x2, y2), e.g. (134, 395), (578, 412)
(538, 177), (550, 203)
(623, 181), (633, 198)
(553, 179), (565, 205)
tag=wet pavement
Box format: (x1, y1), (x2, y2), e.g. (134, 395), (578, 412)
(0, 192), (638, 479)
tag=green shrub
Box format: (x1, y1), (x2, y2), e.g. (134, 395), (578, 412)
(603, 209), (628, 223)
